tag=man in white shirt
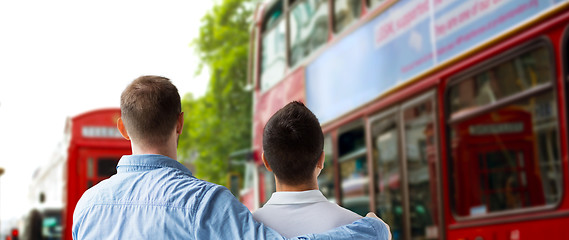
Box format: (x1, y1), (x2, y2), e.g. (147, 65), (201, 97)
(253, 101), (381, 238)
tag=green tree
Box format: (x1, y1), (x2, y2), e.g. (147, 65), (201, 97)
(178, 0), (255, 186)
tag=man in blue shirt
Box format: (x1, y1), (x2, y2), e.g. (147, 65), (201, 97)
(72, 76), (390, 239)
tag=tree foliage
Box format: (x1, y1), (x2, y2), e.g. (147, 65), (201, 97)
(178, 0), (255, 185)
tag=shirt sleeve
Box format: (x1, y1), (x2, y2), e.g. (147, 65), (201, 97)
(192, 185), (285, 239)
(296, 218), (391, 240)
(192, 185), (391, 240)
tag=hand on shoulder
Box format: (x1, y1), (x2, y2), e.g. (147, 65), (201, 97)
(365, 212), (391, 240)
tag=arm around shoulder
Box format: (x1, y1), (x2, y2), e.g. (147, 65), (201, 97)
(194, 184), (391, 240)
(290, 217), (391, 240)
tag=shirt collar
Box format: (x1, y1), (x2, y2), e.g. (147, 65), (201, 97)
(265, 190), (329, 205)
(116, 154), (192, 175)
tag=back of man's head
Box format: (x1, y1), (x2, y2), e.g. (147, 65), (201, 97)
(263, 101), (324, 186)
(120, 75), (181, 146)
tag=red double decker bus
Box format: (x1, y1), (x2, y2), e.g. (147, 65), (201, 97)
(28, 108), (131, 240)
(243, 0), (569, 239)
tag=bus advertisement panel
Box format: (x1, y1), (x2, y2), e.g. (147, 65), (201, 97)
(306, 0), (567, 124)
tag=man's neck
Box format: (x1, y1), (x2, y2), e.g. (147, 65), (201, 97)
(131, 143), (178, 160)
(275, 179), (319, 192)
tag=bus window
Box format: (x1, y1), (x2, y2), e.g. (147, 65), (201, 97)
(260, 166), (276, 205)
(371, 112), (403, 240)
(228, 172), (241, 198)
(333, 0), (361, 33)
(338, 123), (369, 216)
(261, 1), (286, 91)
(318, 134), (336, 201)
(402, 97), (438, 239)
(97, 157), (118, 177)
(366, 0), (387, 9)
(240, 162), (258, 210)
(478, 147), (534, 212)
(289, 0), (329, 67)
(448, 44), (562, 218)
(42, 210), (62, 239)
(449, 47), (552, 119)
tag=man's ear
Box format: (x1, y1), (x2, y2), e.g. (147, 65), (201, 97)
(316, 151), (325, 170)
(262, 152), (272, 172)
(117, 117), (130, 140)
(176, 112), (184, 135)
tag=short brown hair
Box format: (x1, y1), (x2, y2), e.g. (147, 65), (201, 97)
(120, 76), (181, 145)
(263, 101), (324, 185)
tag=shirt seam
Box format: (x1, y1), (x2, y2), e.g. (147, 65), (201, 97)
(118, 164), (173, 167)
(117, 164), (192, 174)
(87, 201), (194, 209)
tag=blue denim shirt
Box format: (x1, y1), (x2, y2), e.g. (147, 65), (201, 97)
(72, 154), (390, 239)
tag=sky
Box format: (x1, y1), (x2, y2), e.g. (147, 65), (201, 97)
(0, 0), (214, 224)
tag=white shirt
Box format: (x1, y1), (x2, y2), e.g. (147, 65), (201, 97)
(252, 190), (362, 238)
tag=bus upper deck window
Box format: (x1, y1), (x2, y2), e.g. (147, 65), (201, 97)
(449, 47), (552, 118)
(289, 0), (329, 67)
(334, 0), (361, 33)
(261, 1), (286, 91)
